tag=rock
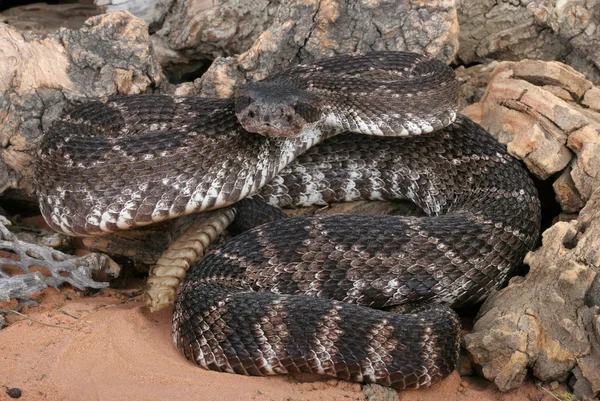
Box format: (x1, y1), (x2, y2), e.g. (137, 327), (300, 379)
(553, 167), (585, 213)
(456, 352), (476, 377)
(573, 309), (600, 400)
(553, 214), (579, 225)
(0, 3), (103, 34)
(6, 388), (21, 399)
(571, 365), (597, 401)
(0, 11), (165, 196)
(457, 0), (600, 84)
(463, 187), (600, 397)
(95, 0), (173, 32)
(155, 0), (459, 90)
(455, 61), (498, 110)
(362, 383), (399, 401)
(468, 59), (600, 212)
(583, 87), (600, 111)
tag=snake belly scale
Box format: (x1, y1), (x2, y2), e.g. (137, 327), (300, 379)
(35, 52), (541, 390)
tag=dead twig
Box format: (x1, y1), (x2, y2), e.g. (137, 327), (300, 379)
(1, 309), (75, 331)
(536, 384), (566, 401)
(59, 308), (82, 319)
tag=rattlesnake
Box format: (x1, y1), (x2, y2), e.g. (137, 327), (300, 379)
(35, 52), (541, 390)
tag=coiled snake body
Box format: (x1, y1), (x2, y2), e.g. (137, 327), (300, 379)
(35, 52), (541, 390)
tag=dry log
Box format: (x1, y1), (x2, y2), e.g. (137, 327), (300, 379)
(94, 0), (173, 32)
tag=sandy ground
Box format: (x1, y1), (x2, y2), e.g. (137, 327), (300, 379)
(0, 287), (566, 401)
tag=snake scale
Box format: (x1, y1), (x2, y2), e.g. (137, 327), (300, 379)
(35, 52), (541, 390)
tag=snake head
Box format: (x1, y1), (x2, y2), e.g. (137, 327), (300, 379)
(234, 81), (323, 138)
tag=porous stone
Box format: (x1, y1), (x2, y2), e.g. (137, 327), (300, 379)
(553, 167), (585, 213)
(464, 187), (600, 398)
(583, 87), (600, 111)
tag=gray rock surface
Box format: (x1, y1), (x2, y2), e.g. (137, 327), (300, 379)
(0, 3), (103, 34)
(457, 0), (600, 84)
(0, 11), (165, 195)
(153, 0), (459, 93)
(95, 0), (174, 32)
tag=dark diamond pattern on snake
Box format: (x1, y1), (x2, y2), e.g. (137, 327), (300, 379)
(35, 52), (541, 390)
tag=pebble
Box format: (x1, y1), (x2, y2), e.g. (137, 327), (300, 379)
(7, 388), (22, 399)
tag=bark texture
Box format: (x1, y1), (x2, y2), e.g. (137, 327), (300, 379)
(457, 58), (600, 399)
(94, 0), (174, 32)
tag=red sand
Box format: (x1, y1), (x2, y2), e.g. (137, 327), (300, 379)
(0, 288), (561, 401)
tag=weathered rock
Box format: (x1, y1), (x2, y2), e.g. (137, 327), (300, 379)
(95, 0), (173, 33)
(570, 308), (600, 400)
(0, 11), (165, 196)
(463, 59), (600, 212)
(463, 187), (600, 398)
(583, 87), (600, 111)
(455, 61), (498, 110)
(0, 3), (103, 34)
(155, 0), (459, 92)
(553, 167), (586, 213)
(457, 0), (600, 84)
(154, 0), (276, 61)
(362, 383), (399, 401)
